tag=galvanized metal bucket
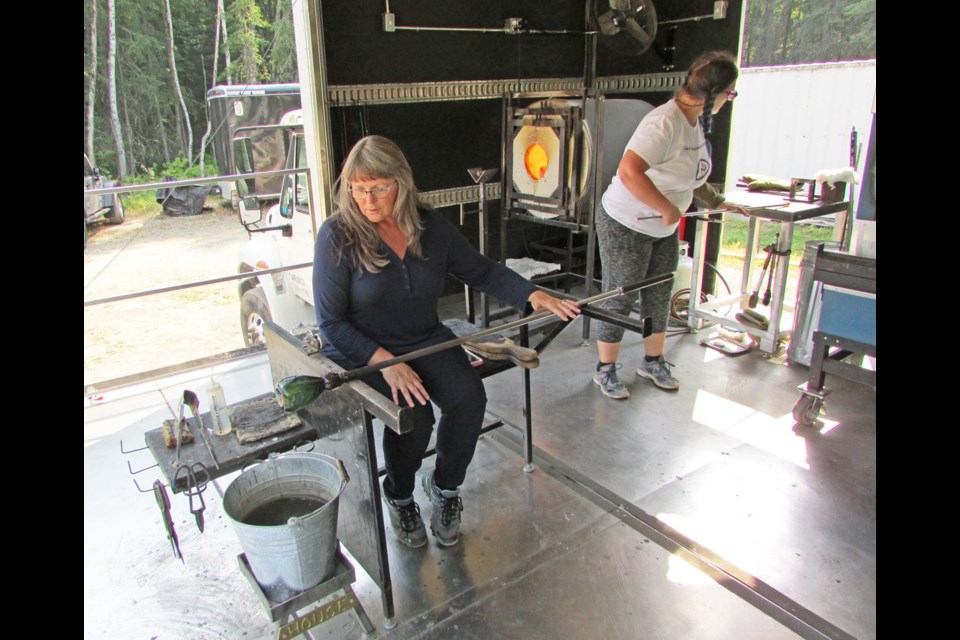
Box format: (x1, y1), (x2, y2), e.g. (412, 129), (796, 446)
(223, 452), (349, 602)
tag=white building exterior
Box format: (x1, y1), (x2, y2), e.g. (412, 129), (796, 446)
(724, 60), (877, 194)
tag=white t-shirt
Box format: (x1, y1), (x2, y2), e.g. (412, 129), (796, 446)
(601, 100), (711, 238)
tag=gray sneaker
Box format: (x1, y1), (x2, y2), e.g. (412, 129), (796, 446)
(636, 356), (680, 390)
(422, 470), (463, 547)
(383, 491), (427, 548)
(593, 363), (629, 399)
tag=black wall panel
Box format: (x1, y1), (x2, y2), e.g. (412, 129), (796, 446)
(322, 2), (742, 188)
(319, 1), (743, 271)
(322, 2), (586, 85)
(330, 101), (504, 191)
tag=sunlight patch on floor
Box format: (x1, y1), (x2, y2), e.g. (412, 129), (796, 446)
(665, 552), (717, 586)
(726, 411), (810, 469)
(690, 390), (755, 432)
(691, 389), (838, 468)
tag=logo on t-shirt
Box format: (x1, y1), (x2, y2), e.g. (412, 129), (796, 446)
(697, 159), (710, 180)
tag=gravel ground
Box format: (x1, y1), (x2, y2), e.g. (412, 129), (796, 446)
(84, 202), (252, 387)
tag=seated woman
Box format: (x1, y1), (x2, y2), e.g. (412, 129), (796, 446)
(313, 135), (580, 548)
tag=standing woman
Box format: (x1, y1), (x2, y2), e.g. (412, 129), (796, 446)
(313, 136), (579, 547)
(593, 50), (746, 399)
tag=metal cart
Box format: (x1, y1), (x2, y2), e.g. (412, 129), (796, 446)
(793, 247), (876, 426)
(687, 199), (851, 354)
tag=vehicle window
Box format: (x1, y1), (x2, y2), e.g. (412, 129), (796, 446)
(233, 138), (254, 174)
(295, 139), (309, 210)
(279, 134), (309, 219)
(279, 174), (295, 219)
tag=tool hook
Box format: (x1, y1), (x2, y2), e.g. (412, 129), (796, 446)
(127, 459), (159, 475)
(120, 440), (148, 455)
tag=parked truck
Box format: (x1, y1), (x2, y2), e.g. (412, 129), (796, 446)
(205, 83), (302, 214)
(84, 154), (125, 248)
(236, 109), (316, 346)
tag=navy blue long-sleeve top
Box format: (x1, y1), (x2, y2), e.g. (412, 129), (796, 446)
(313, 208), (537, 368)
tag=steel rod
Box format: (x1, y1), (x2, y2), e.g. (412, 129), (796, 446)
(632, 204), (789, 223)
(276, 273), (674, 410)
(337, 273), (673, 384)
(83, 168), (301, 196)
(84, 263), (313, 307)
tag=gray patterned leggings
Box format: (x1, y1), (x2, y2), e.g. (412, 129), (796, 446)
(595, 202), (679, 343)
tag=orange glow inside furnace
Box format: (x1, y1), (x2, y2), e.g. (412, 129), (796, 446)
(524, 143), (549, 180)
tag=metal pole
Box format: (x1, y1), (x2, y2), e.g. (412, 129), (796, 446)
(633, 204), (788, 223)
(520, 323), (534, 472)
(84, 262), (313, 307)
(468, 168), (498, 327)
(83, 169), (301, 196)
(338, 273), (672, 383)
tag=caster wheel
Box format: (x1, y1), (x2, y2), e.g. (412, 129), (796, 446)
(793, 395), (822, 426)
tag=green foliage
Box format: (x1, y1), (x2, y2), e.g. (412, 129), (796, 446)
(160, 156), (220, 180)
(742, 0), (876, 67)
(85, 0), (220, 177)
(84, 0), (305, 179)
(119, 190), (157, 212)
(117, 155), (221, 211)
(721, 219), (834, 263)
(265, 1), (297, 82)
(123, 156), (219, 182)
(225, 0), (269, 83)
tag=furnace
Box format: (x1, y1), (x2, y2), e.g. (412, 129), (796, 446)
(505, 98), (591, 222)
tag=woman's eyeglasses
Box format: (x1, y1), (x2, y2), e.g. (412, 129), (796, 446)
(349, 182), (396, 200)
(727, 90), (739, 101)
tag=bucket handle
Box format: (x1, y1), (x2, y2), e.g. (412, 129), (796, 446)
(336, 458), (350, 487)
(237, 452), (350, 489)
(283, 459), (348, 528)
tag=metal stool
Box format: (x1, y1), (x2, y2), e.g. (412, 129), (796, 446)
(239, 547), (374, 639)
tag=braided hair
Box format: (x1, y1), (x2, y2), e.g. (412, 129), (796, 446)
(680, 51), (739, 136)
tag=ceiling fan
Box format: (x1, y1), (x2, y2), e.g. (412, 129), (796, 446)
(595, 0), (658, 56)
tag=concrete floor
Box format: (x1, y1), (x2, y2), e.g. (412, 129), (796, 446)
(84, 314), (875, 639)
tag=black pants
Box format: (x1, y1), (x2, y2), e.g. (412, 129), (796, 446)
(356, 346), (487, 500)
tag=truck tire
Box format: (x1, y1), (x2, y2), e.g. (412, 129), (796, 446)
(105, 196), (125, 225)
(241, 287), (272, 347)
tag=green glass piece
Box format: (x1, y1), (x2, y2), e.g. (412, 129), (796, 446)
(275, 375), (325, 412)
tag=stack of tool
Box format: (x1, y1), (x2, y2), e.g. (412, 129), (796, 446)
(700, 235), (784, 356)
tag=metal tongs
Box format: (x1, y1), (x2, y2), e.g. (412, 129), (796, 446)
(174, 395), (188, 466)
(174, 462), (210, 533)
(183, 390), (221, 470)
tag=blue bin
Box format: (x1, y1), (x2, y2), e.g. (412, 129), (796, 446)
(819, 287), (876, 346)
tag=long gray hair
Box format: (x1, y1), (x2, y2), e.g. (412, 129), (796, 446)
(332, 135), (428, 273)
